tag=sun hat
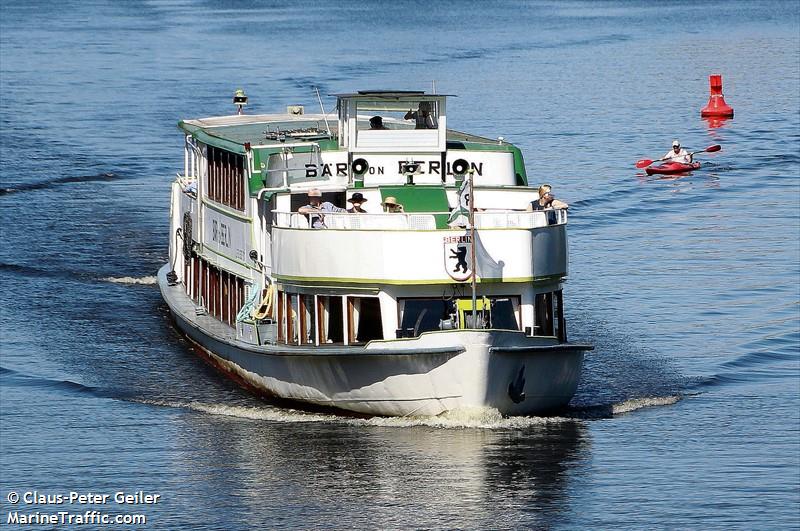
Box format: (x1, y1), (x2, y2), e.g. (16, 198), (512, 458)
(307, 188), (322, 197)
(381, 196), (399, 206)
(348, 192), (367, 203)
(672, 140), (680, 147)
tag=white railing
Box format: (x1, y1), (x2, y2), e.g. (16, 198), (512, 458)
(473, 209), (567, 229)
(273, 209), (567, 230)
(274, 211), (437, 230)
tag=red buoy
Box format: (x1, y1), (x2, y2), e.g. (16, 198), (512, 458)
(701, 74), (734, 118)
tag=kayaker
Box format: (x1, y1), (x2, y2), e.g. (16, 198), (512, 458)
(663, 140), (693, 164)
(526, 184), (568, 211)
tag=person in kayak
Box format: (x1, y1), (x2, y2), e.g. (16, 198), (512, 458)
(663, 140), (693, 164)
(526, 184), (568, 211)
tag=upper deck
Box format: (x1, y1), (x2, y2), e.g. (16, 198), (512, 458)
(178, 91), (528, 195)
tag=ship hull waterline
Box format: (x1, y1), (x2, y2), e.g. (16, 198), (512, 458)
(159, 265), (590, 417)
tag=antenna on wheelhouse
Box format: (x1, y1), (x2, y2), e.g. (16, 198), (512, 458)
(314, 87), (332, 137)
(432, 80), (437, 94)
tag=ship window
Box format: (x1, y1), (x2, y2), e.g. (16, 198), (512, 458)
(206, 145), (245, 211)
(533, 290), (565, 341)
(286, 293), (298, 344)
(398, 299), (454, 337)
(354, 100), (417, 131)
(318, 296), (344, 344)
(490, 298), (520, 330)
(347, 297), (383, 344)
(277, 290), (285, 343)
(299, 294), (316, 345)
(185, 255), (246, 327)
(398, 296), (520, 337)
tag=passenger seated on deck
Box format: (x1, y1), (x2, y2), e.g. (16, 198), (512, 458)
(381, 196), (404, 213)
(404, 101), (438, 129)
(369, 116), (388, 130)
(347, 192), (368, 213)
(298, 188), (345, 228)
(663, 140), (693, 164)
(526, 184), (568, 211)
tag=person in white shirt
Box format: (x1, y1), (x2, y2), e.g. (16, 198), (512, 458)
(663, 140), (693, 164)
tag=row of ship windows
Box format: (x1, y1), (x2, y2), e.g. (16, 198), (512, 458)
(184, 254), (245, 326)
(206, 146), (246, 211)
(183, 255), (565, 342)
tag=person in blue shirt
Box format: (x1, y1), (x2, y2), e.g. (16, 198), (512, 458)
(298, 188), (345, 228)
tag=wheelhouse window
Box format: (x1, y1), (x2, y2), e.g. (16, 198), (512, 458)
(353, 100), (440, 132)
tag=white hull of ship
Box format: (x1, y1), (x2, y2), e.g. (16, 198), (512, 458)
(159, 266), (589, 417)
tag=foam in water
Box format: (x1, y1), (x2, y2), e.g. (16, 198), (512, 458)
(132, 397), (682, 429)
(610, 395), (681, 414)
(102, 276), (157, 285)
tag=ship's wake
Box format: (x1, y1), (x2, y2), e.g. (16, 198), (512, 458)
(101, 275), (158, 285)
(130, 395), (683, 429)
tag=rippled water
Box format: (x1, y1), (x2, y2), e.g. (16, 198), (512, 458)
(2, 1), (798, 528)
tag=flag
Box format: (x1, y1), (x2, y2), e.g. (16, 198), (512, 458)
(447, 175), (471, 226)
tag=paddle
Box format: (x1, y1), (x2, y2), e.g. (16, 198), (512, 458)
(635, 144), (721, 168)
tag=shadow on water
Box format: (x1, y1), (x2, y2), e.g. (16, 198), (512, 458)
(0, 172), (123, 196)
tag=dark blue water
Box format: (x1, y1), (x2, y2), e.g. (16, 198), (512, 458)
(2, 1), (798, 528)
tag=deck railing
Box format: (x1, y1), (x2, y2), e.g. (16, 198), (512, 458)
(273, 209), (566, 230)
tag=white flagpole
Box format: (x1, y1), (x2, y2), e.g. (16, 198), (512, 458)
(468, 169), (477, 328)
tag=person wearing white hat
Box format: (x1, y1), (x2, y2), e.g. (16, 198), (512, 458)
(298, 188), (345, 228)
(663, 140), (693, 164)
(381, 196), (404, 213)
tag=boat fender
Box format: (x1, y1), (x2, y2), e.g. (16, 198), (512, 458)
(508, 365), (526, 404)
(452, 159), (469, 176)
(352, 158), (369, 176)
(182, 212), (193, 260)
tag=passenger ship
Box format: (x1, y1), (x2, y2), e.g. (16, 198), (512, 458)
(158, 90), (592, 417)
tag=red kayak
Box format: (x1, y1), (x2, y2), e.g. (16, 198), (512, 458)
(645, 162), (701, 175)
